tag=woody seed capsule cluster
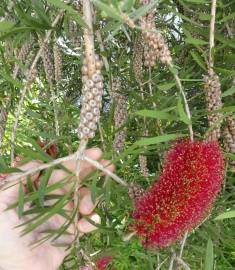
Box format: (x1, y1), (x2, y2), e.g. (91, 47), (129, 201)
(78, 55), (104, 139)
(139, 130), (149, 178)
(13, 40), (33, 76)
(128, 183), (145, 201)
(133, 36), (143, 84)
(139, 155), (149, 178)
(203, 71), (222, 141)
(53, 43), (62, 82)
(68, 19), (81, 48)
(140, 0), (172, 66)
(40, 40), (54, 84)
(112, 78), (128, 152)
(223, 116), (235, 167)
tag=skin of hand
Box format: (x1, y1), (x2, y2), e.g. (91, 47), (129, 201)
(0, 148), (114, 270)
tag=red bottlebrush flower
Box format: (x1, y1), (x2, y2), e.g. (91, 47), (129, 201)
(96, 256), (113, 270)
(133, 140), (225, 248)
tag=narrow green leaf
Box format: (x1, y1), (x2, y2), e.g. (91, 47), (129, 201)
(105, 177), (111, 204)
(190, 51), (207, 71)
(38, 168), (53, 207)
(47, 0), (87, 27)
(32, 0), (51, 27)
(91, 173), (98, 204)
(225, 153), (235, 160)
(204, 238), (214, 270)
(185, 37), (208, 46)
(215, 210), (235, 220)
(158, 82), (175, 91)
(18, 182), (25, 218)
(177, 98), (191, 125)
(184, 0), (208, 3)
(136, 110), (176, 121)
(22, 190), (72, 236)
(219, 12), (235, 23)
(0, 20), (15, 32)
(222, 87), (235, 97)
(93, 0), (123, 21)
(135, 134), (181, 146)
(122, 0), (136, 12)
(130, 1), (157, 20)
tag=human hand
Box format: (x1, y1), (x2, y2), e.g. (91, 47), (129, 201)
(0, 148), (114, 270)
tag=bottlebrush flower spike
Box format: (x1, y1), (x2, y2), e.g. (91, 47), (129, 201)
(133, 140), (225, 248)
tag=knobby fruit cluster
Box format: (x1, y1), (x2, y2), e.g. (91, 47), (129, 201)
(78, 55), (104, 139)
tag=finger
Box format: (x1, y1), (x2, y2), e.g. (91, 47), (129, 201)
(77, 213), (101, 234)
(79, 190), (97, 216)
(79, 187), (90, 197)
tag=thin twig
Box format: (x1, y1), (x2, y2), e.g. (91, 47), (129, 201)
(96, 30), (109, 71)
(209, 0), (217, 71)
(168, 250), (176, 270)
(171, 68), (194, 141)
(10, 12), (63, 165)
(179, 231), (188, 258)
(2, 154), (77, 186)
(175, 257), (191, 270)
(1, 153), (128, 188)
(156, 257), (168, 270)
(148, 67), (164, 135)
(50, 84), (60, 136)
(83, 155), (128, 187)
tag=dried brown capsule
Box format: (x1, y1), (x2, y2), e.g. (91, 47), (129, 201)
(139, 0), (172, 66)
(139, 130), (149, 178)
(128, 183), (145, 201)
(53, 43), (62, 82)
(39, 39), (54, 84)
(68, 19), (81, 48)
(133, 36), (143, 84)
(203, 71), (222, 141)
(223, 116), (235, 168)
(139, 155), (149, 178)
(112, 78), (128, 152)
(13, 39), (33, 77)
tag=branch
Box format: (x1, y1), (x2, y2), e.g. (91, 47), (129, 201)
(179, 231), (188, 258)
(83, 155), (128, 187)
(96, 30), (109, 72)
(175, 257), (191, 270)
(2, 153), (128, 188)
(168, 250), (176, 270)
(2, 154), (76, 186)
(209, 0), (217, 71)
(10, 12), (64, 165)
(50, 84), (60, 136)
(82, 0), (96, 77)
(171, 68), (194, 141)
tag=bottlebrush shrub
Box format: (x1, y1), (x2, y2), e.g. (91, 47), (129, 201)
(132, 140), (225, 248)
